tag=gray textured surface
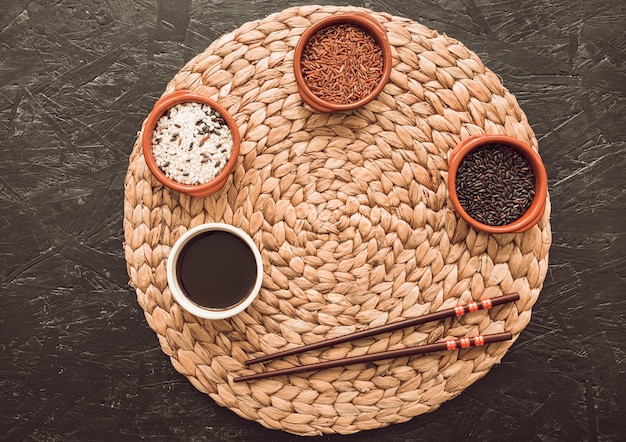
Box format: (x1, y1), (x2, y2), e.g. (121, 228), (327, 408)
(1, 0), (624, 440)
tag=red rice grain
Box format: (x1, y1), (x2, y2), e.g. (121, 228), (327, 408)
(301, 23), (384, 104)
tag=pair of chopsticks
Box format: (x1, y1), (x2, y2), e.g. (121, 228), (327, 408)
(233, 293), (519, 382)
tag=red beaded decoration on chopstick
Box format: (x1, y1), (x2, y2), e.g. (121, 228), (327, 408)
(454, 298), (493, 316)
(446, 335), (486, 350)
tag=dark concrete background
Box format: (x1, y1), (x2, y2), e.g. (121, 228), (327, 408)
(1, 0), (624, 440)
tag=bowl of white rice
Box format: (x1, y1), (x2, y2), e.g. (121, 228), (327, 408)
(141, 90), (240, 197)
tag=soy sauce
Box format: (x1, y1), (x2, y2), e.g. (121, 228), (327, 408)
(176, 230), (257, 309)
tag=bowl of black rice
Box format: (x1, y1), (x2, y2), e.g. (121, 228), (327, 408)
(448, 135), (548, 233)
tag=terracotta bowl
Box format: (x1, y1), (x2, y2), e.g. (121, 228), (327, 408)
(293, 13), (392, 113)
(141, 90), (240, 197)
(447, 135), (548, 233)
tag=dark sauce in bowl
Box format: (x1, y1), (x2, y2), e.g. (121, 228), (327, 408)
(176, 230), (257, 310)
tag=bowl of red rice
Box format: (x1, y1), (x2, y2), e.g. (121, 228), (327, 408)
(294, 13), (392, 112)
(141, 91), (240, 197)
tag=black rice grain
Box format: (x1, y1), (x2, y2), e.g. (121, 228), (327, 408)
(455, 143), (536, 226)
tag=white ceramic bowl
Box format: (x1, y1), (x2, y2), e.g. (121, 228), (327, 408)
(166, 223), (263, 320)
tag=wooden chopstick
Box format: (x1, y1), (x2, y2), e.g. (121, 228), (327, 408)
(245, 292), (520, 365)
(233, 332), (513, 382)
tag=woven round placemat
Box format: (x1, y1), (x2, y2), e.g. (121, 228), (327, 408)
(123, 5), (551, 436)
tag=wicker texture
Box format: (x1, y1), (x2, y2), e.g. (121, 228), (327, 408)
(123, 6), (551, 436)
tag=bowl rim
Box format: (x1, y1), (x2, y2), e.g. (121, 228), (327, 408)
(447, 135), (548, 234)
(293, 12), (392, 112)
(141, 90), (241, 197)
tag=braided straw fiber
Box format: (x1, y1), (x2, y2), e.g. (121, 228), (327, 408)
(123, 6), (551, 436)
